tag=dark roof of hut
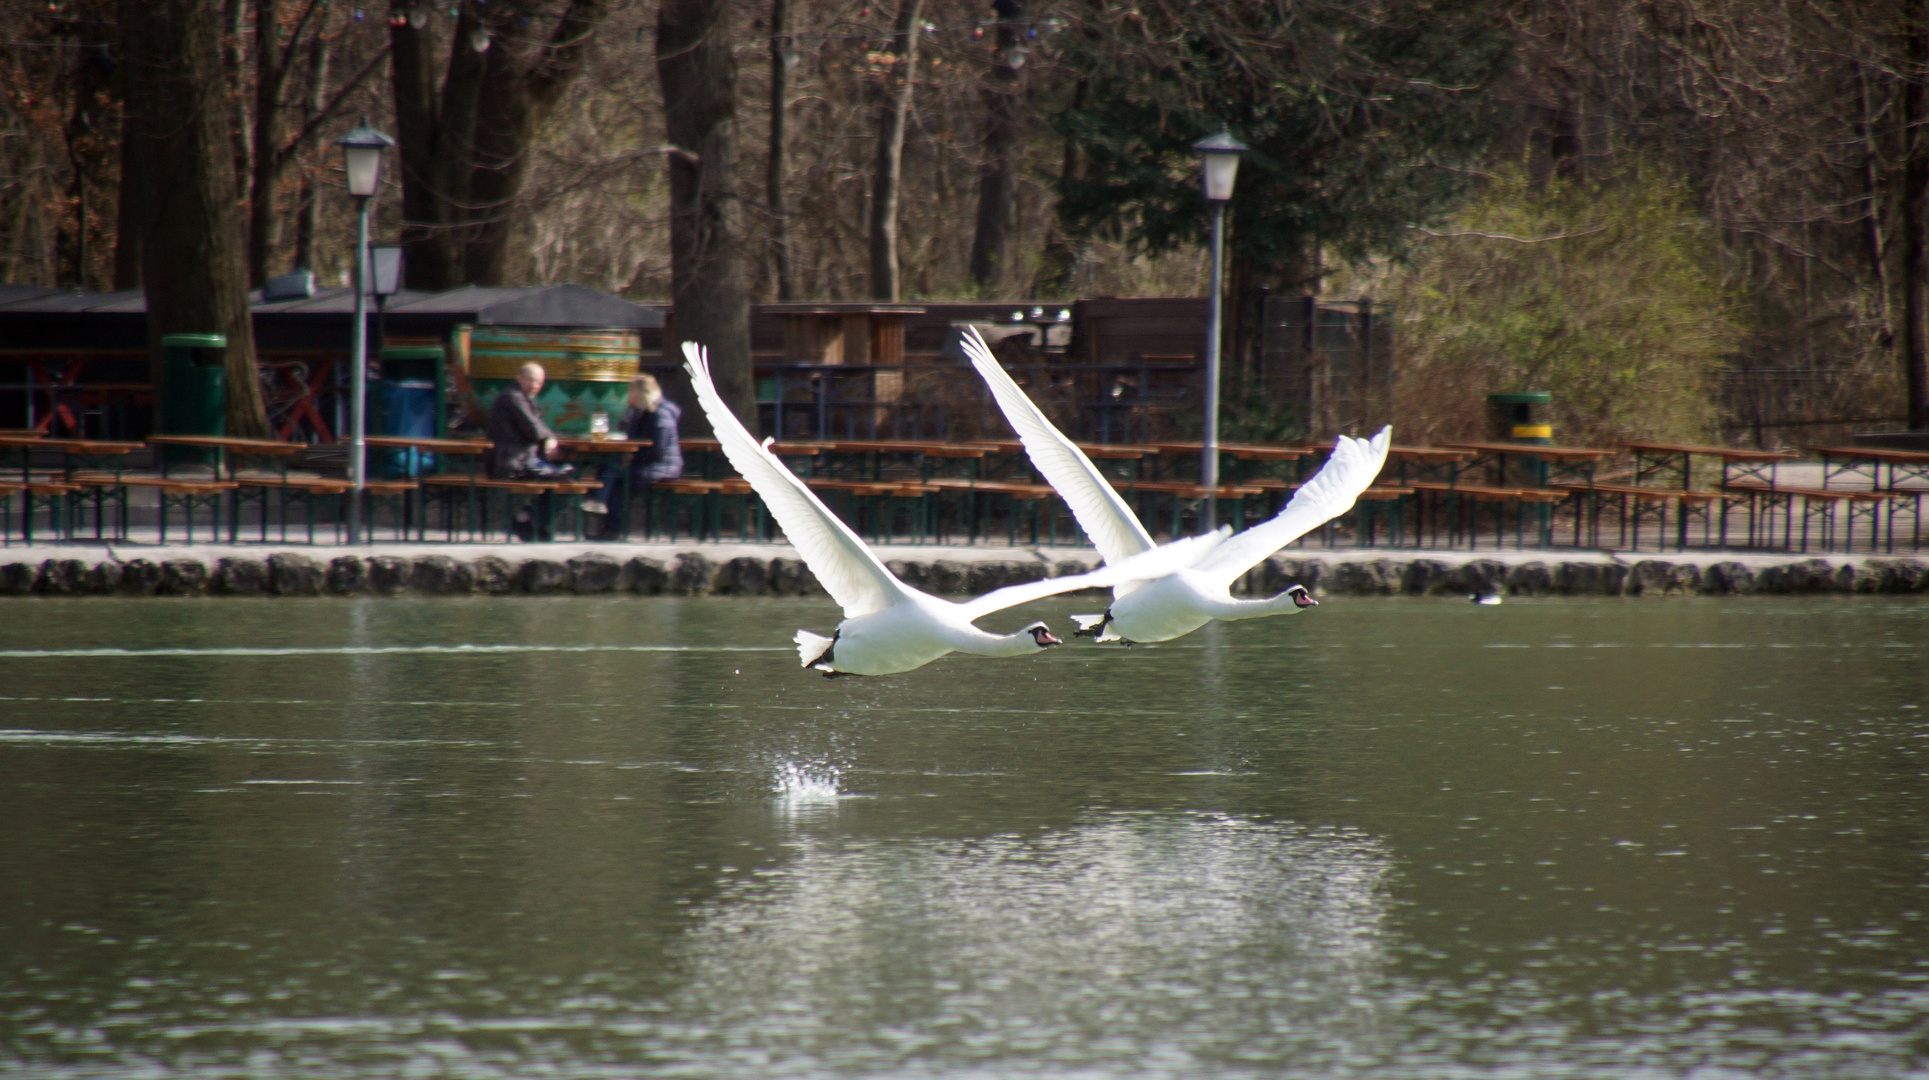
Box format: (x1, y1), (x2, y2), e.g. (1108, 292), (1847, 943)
(0, 282), (664, 353)
(250, 283), (664, 328)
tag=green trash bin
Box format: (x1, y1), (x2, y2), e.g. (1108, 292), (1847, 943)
(160, 333), (227, 464)
(1488, 391), (1551, 445)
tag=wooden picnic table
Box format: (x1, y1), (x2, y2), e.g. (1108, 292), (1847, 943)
(1436, 440), (1619, 464)
(1224, 444), (1310, 461)
(358, 435), (491, 454)
(147, 434), (304, 453)
(336, 436), (490, 494)
(1386, 445), (1476, 464)
(1624, 440), (1796, 490)
(1437, 440), (1618, 488)
(1626, 440), (1794, 458)
(815, 440), (988, 486)
(972, 440), (1158, 460)
(1139, 441), (1309, 460)
(556, 437), (648, 454)
(0, 433), (142, 455)
(1723, 480), (1895, 553)
(0, 433), (144, 484)
(828, 440), (986, 458)
(593, 436), (743, 455)
(1407, 480), (1567, 550)
(147, 434), (306, 480)
(1804, 444), (1929, 492)
(1375, 445), (1475, 487)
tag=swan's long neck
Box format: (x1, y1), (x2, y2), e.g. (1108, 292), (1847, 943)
(1206, 588), (1313, 622)
(952, 628), (1044, 658)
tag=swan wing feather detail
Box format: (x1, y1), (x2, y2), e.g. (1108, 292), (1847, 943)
(682, 342), (906, 619)
(1191, 426), (1391, 586)
(963, 327), (1156, 565)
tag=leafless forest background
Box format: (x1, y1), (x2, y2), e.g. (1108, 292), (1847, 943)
(5, 0), (1929, 446)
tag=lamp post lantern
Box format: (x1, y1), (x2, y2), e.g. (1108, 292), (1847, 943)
(1192, 128), (1248, 533)
(337, 119), (394, 543)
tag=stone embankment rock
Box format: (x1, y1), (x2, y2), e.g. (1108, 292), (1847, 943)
(2, 551), (1927, 598)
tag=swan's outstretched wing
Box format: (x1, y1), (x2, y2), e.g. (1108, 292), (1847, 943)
(1190, 426), (1391, 587)
(963, 327), (1156, 564)
(951, 541), (1223, 622)
(683, 342), (905, 619)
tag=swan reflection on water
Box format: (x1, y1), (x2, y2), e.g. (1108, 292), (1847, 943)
(656, 813), (1394, 1075)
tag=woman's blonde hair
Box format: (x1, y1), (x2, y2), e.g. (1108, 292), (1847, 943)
(628, 373), (662, 410)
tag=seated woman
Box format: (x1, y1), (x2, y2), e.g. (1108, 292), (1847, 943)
(585, 373), (682, 540)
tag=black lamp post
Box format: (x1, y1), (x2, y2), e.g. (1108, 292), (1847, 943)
(337, 119), (394, 543)
(1192, 128), (1249, 532)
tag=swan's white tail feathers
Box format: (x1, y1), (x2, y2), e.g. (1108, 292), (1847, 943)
(794, 629), (834, 668)
(1071, 613), (1106, 631)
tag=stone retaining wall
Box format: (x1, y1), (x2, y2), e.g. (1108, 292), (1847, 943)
(3, 551), (1926, 597)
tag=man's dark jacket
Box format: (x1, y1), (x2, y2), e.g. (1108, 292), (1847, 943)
(485, 384), (556, 478)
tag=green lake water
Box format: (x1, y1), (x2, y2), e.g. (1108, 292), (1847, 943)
(1, 594), (1925, 1078)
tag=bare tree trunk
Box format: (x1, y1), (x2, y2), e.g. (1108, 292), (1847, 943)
(388, 0), (444, 287)
(1037, 77), (1086, 297)
(251, 1), (383, 284)
(113, 23), (150, 292)
(1905, 10), (1929, 429)
(464, 0), (607, 285)
(224, 0), (253, 199)
(119, 0), (271, 438)
(389, 2), (486, 289)
(465, 42), (537, 286)
(389, 0), (604, 289)
(1861, 64), (1895, 352)
(869, 0), (923, 301)
(60, 49), (114, 288)
(248, 0), (291, 286)
(968, 0), (1023, 293)
(659, 0), (755, 432)
(292, 31), (330, 273)
(766, 0), (794, 300)
(423, 6), (489, 289)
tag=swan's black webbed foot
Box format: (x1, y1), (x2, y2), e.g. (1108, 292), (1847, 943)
(820, 669), (858, 679)
(806, 630), (840, 673)
(1071, 611), (1113, 640)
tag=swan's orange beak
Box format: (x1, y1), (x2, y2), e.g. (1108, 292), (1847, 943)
(1291, 588), (1318, 609)
(1030, 626), (1062, 647)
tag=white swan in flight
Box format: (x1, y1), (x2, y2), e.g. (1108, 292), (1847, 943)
(682, 342), (1194, 676)
(963, 327), (1390, 644)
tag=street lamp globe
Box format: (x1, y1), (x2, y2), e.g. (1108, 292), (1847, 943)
(338, 119), (395, 198)
(1192, 129), (1250, 203)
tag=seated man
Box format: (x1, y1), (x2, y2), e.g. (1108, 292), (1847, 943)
(585, 373), (683, 540)
(485, 361), (574, 541)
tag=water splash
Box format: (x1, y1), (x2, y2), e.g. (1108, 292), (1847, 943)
(773, 760), (841, 806)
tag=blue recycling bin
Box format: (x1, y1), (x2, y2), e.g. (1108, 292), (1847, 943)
(376, 346), (445, 478)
